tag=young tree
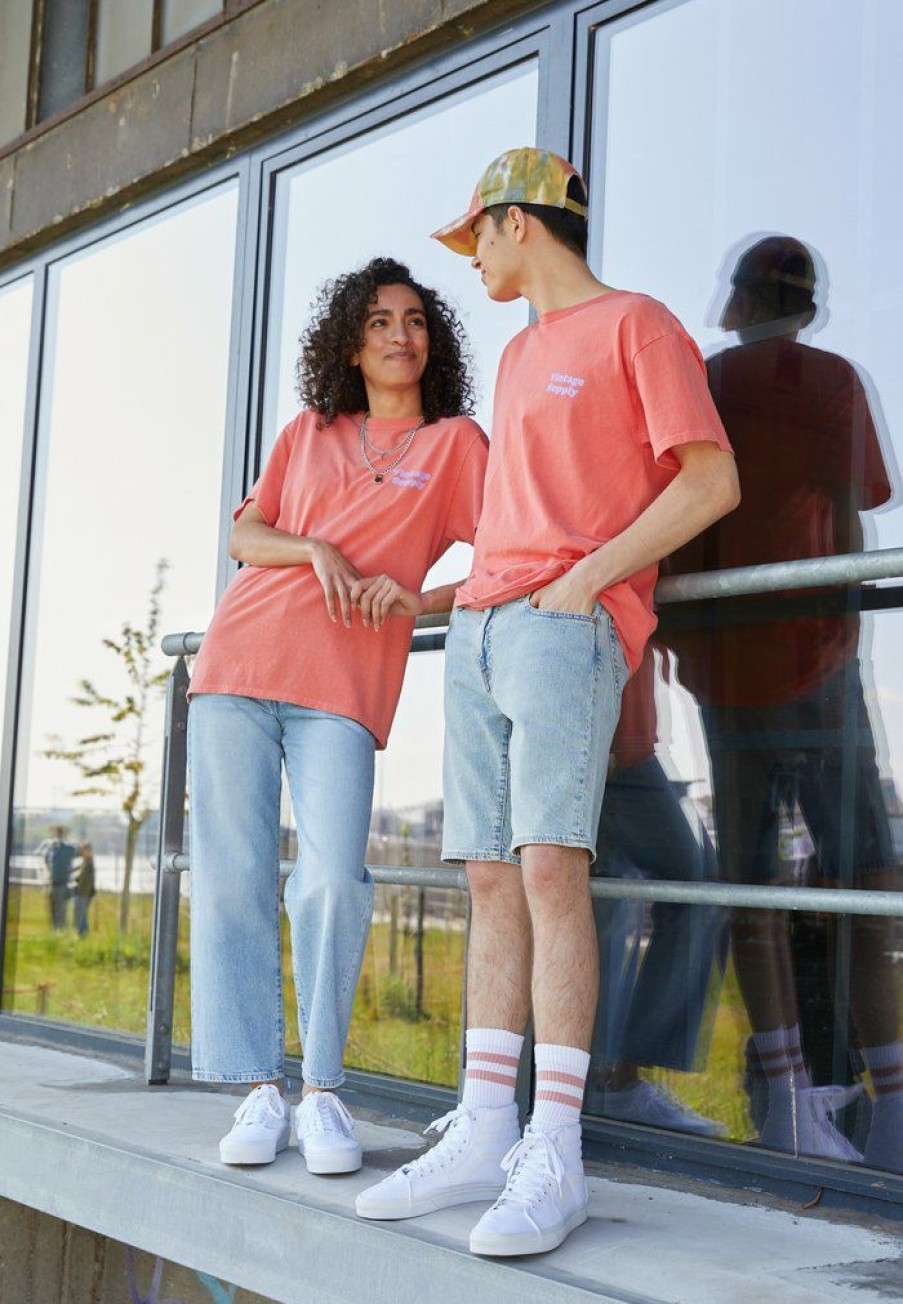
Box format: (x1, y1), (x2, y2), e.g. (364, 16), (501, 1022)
(44, 561), (170, 933)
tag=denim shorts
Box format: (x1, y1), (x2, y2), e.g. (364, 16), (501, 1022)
(442, 596), (628, 865)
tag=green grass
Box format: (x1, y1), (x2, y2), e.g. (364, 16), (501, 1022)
(3, 883), (464, 1087)
(4, 882), (776, 1137)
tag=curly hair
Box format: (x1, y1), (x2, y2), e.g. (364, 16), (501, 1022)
(296, 256), (475, 426)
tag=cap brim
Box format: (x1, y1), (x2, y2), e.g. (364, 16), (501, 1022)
(429, 203), (483, 256)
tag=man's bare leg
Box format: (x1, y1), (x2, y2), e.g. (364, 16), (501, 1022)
(465, 860), (533, 1033)
(521, 844), (598, 1048)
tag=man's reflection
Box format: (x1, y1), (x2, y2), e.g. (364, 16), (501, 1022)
(588, 644), (727, 1137)
(668, 235), (902, 1170)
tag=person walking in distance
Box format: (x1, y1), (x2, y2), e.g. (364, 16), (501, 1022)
(357, 149), (739, 1255)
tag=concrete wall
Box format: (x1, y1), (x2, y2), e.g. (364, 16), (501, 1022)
(0, 0), (544, 271)
(0, 1196), (275, 1304)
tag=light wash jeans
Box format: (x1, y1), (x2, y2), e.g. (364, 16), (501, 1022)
(188, 693), (375, 1088)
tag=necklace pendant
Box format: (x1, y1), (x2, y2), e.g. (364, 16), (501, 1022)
(374, 473), (384, 483)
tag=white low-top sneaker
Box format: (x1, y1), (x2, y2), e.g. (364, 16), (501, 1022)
(355, 1102), (519, 1219)
(295, 1091), (362, 1174)
(219, 1084), (292, 1165)
(604, 1081), (727, 1138)
(469, 1122), (588, 1257)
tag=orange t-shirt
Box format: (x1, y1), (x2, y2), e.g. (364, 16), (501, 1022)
(667, 339), (890, 707)
(190, 410), (488, 747)
(455, 291), (733, 674)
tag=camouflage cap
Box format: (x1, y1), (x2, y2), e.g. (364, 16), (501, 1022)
(430, 147), (588, 256)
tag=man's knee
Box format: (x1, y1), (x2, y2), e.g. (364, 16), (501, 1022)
(467, 861), (524, 914)
(522, 845), (591, 910)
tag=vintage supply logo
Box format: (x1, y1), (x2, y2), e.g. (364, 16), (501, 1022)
(391, 469), (431, 490)
(547, 371), (585, 398)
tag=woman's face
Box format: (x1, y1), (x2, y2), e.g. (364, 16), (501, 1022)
(351, 283), (429, 405)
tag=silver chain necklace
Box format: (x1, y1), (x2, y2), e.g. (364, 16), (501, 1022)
(359, 412), (425, 483)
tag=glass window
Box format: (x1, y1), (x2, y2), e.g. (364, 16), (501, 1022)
(3, 184), (238, 1042)
(264, 61), (539, 1084)
(0, 1), (34, 144)
(162, 0), (222, 45)
(95, 0), (154, 85)
(37, 0), (89, 121)
(0, 278), (33, 750)
(589, 0), (903, 1171)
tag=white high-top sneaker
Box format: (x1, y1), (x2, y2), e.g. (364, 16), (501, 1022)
(469, 1122), (588, 1256)
(355, 1102), (520, 1219)
(218, 1084), (292, 1165)
(759, 1084), (863, 1161)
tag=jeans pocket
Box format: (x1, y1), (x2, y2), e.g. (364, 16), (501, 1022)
(523, 595), (596, 623)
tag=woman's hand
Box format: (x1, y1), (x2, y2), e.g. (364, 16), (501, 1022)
(350, 575), (423, 630)
(309, 540), (362, 627)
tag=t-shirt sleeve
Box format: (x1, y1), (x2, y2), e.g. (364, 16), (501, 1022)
(232, 419), (297, 524)
(438, 428), (490, 550)
(633, 329), (733, 470)
(822, 362), (892, 511)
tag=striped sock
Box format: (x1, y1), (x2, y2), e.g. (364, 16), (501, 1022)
(785, 1023), (811, 1090)
(461, 1028), (523, 1110)
(863, 1041), (903, 1102)
(753, 1026), (792, 1095)
(532, 1043), (590, 1131)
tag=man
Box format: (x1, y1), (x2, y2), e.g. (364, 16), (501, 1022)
(357, 148), (739, 1255)
(43, 825), (79, 929)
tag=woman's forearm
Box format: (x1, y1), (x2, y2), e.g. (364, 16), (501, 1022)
(417, 581), (463, 617)
(229, 516), (318, 567)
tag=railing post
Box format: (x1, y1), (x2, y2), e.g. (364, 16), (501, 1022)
(145, 657), (190, 1084)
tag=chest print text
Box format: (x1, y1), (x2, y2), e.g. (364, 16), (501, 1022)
(547, 371), (586, 399)
(391, 469), (431, 491)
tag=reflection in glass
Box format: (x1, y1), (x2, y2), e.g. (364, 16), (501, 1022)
(666, 238), (902, 1169)
(588, 646), (728, 1138)
(3, 184), (238, 1040)
(591, 0), (903, 1169)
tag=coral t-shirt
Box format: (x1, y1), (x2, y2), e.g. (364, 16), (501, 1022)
(667, 338), (891, 707)
(455, 291), (732, 674)
(190, 410), (488, 747)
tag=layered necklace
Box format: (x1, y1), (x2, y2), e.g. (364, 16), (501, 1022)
(359, 411), (425, 483)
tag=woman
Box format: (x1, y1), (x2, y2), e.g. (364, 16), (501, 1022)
(188, 256), (487, 1175)
(71, 842), (96, 937)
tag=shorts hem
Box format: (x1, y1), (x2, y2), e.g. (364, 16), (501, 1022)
(513, 835), (598, 864)
(442, 849), (521, 866)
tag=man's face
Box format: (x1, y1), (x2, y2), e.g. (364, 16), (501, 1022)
(470, 212), (522, 303)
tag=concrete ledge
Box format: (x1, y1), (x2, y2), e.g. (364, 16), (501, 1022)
(0, 1041), (900, 1304)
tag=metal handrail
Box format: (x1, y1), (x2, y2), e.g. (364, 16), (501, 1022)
(146, 547), (903, 1084)
(159, 852), (903, 917)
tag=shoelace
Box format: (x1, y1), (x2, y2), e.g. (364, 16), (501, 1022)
(399, 1106), (472, 1177)
(233, 1084), (285, 1126)
(495, 1129), (566, 1208)
(299, 1092), (355, 1137)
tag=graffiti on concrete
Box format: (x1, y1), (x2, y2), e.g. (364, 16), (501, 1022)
(126, 1246), (241, 1303)
(126, 1247), (180, 1304)
(196, 1275), (238, 1303)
